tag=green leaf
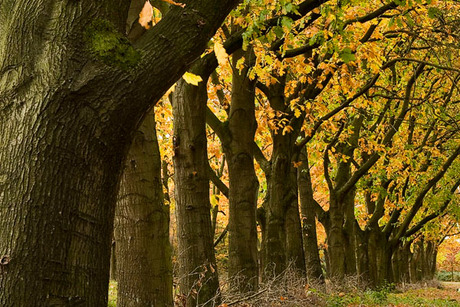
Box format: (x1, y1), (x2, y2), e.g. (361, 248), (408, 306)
(339, 47), (356, 63)
(281, 16), (293, 29)
(274, 26), (284, 38)
(405, 15), (415, 27)
(428, 7), (441, 19)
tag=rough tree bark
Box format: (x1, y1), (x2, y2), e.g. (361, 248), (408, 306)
(0, 0), (238, 304)
(298, 148), (324, 282)
(114, 110), (172, 306)
(205, 47), (260, 291)
(172, 77), (220, 306)
(225, 48), (259, 292)
(263, 77), (305, 277)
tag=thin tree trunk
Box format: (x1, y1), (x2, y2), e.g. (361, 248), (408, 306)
(356, 228), (370, 284)
(298, 149), (324, 282)
(343, 189), (358, 276)
(427, 241), (437, 279)
(114, 111), (172, 306)
(172, 78), (220, 306)
(285, 172), (306, 274)
(110, 239), (117, 281)
(367, 229), (378, 286)
(327, 196), (347, 279)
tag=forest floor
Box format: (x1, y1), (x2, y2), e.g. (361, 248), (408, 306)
(346, 281), (460, 306)
(108, 280), (460, 306)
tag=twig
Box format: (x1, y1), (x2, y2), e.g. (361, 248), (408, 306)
(227, 288), (268, 306)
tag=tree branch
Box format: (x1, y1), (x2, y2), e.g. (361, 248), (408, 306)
(337, 64), (425, 197)
(207, 163), (229, 198)
(394, 144), (460, 242)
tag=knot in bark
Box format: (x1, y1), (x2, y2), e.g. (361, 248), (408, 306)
(0, 255), (10, 266)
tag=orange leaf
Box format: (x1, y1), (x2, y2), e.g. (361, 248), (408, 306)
(139, 1), (153, 29)
(162, 0), (186, 8)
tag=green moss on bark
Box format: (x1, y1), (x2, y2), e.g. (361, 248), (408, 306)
(84, 20), (141, 70)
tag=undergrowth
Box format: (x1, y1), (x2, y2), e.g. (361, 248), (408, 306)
(108, 271), (459, 306)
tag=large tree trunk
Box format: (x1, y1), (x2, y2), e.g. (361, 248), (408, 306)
(114, 111), (172, 306)
(0, 0), (237, 304)
(263, 79), (305, 277)
(264, 137), (306, 276)
(172, 78), (220, 306)
(226, 48), (260, 292)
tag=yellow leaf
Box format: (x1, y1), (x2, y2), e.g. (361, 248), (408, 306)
(282, 125), (293, 135)
(214, 41), (228, 66)
(139, 1), (153, 29)
(183, 72), (203, 86)
(210, 195), (219, 207)
(294, 108), (302, 118)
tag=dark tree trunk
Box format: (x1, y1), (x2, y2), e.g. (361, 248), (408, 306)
(285, 163), (306, 274)
(325, 116), (363, 280)
(324, 245), (331, 278)
(226, 48), (259, 292)
(356, 228), (370, 284)
(343, 189), (358, 276)
(392, 246), (402, 284)
(367, 230), (377, 285)
(265, 134), (298, 276)
(426, 241), (437, 279)
(376, 242), (394, 285)
(263, 79), (305, 277)
(366, 228), (394, 287)
(172, 78), (220, 306)
(110, 239), (117, 281)
(400, 242), (413, 283)
(0, 0), (238, 304)
(327, 200), (346, 279)
(298, 149), (324, 282)
(327, 193), (357, 278)
(413, 240), (424, 281)
(257, 206), (267, 279)
(114, 111), (172, 306)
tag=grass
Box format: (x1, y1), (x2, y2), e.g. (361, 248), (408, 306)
(323, 282), (460, 307)
(387, 286), (460, 307)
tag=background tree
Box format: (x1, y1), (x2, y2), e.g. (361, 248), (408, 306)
(114, 109), (172, 306)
